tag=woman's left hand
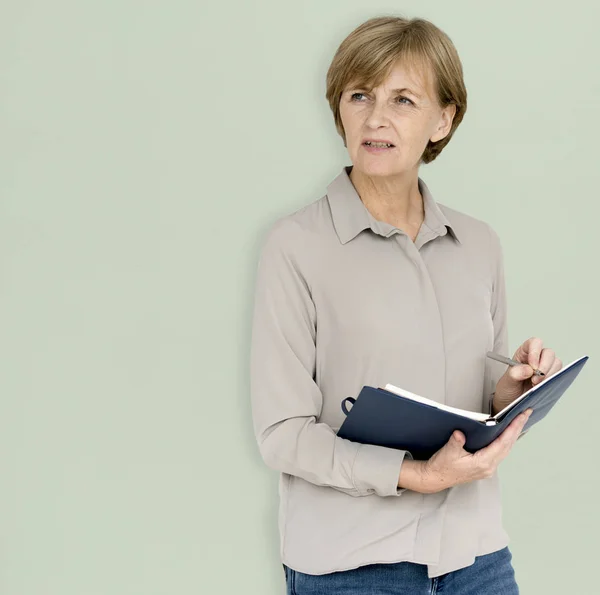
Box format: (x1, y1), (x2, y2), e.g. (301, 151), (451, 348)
(493, 337), (563, 410)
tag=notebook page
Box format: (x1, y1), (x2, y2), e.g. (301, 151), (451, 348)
(491, 354), (588, 419)
(382, 384), (491, 422)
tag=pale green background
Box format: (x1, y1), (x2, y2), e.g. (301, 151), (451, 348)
(0, 1), (597, 593)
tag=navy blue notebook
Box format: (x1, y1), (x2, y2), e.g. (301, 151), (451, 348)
(337, 355), (589, 460)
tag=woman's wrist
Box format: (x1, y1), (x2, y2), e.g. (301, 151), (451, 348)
(397, 459), (433, 493)
(492, 394), (512, 416)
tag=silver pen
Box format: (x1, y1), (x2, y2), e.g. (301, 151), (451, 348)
(486, 351), (545, 377)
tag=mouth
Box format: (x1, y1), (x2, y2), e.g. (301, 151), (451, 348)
(362, 141), (395, 152)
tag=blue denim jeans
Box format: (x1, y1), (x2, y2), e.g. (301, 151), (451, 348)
(283, 546), (519, 594)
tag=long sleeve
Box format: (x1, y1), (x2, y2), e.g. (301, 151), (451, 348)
(486, 225), (510, 415)
(485, 225), (529, 440)
(249, 220), (412, 497)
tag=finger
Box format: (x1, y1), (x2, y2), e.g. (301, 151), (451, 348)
(450, 430), (466, 449)
(478, 410), (532, 458)
(533, 355), (563, 384)
(531, 348), (555, 384)
(507, 362), (535, 383)
(546, 357), (563, 378)
(514, 337), (544, 370)
(506, 409), (533, 446)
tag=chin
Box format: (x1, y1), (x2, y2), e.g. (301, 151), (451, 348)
(354, 156), (406, 177)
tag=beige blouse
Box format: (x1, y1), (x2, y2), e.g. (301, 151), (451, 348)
(249, 165), (512, 578)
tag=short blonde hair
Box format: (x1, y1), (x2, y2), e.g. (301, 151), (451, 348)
(325, 15), (468, 164)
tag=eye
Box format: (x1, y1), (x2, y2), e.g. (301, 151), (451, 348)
(349, 92), (413, 106)
(350, 92), (366, 101)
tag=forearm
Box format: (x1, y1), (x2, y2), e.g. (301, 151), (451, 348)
(397, 459), (435, 493)
(258, 418), (410, 497)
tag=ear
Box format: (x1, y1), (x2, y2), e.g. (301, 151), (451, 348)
(430, 104), (457, 143)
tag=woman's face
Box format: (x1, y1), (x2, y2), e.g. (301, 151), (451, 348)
(339, 60), (456, 177)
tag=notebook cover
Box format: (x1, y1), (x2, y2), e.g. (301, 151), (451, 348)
(337, 356), (588, 460)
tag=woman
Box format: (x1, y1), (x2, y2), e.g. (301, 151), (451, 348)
(249, 15), (562, 594)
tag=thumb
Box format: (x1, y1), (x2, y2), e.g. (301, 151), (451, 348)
(450, 430), (465, 448)
(507, 363), (534, 382)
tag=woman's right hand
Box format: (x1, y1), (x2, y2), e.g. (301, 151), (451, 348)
(398, 408), (532, 493)
(421, 408), (533, 493)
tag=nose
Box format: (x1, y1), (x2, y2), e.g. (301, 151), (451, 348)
(364, 99), (390, 129)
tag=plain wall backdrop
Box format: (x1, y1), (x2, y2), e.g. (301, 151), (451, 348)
(1, 1), (598, 593)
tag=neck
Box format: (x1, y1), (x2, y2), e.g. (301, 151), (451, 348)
(348, 166), (424, 230)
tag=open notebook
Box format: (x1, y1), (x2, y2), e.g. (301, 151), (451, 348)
(337, 355), (589, 458)
(381, 355), (588, 424)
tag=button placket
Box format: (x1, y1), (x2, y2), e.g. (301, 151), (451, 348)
(393, 232), (447, 405)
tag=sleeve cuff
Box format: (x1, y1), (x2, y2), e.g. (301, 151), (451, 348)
(352, 443), (414, 497)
